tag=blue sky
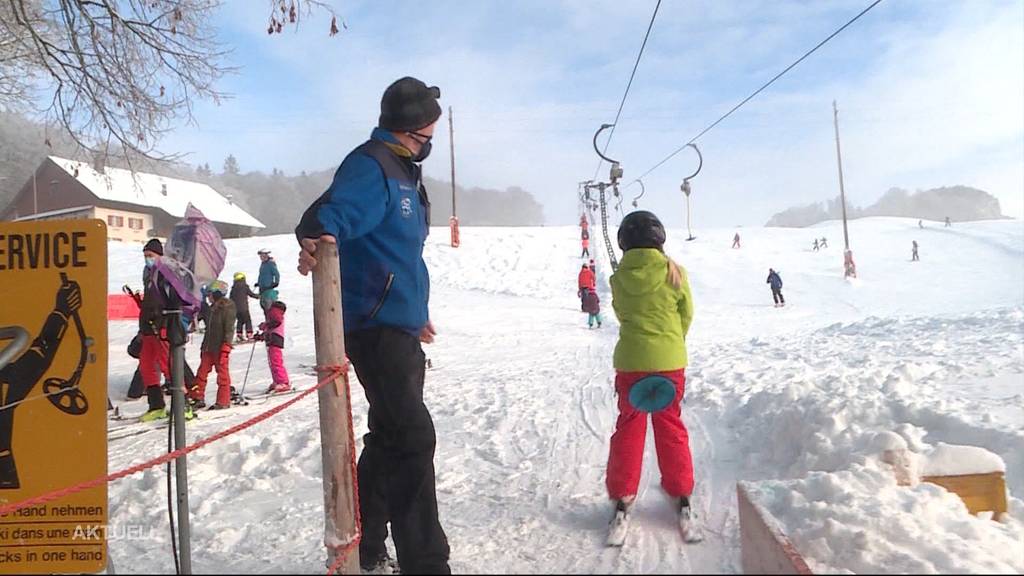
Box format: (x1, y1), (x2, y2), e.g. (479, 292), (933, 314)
(161, 0), (1024, 227)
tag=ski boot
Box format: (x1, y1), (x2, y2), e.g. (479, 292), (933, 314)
(140, 408), (168, 422)
(678, 496), (704, 543)
(606, 496), (634, 547)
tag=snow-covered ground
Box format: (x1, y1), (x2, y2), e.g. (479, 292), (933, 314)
(105, 217), (1024, 573)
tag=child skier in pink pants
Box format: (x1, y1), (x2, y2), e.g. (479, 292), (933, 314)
(256, 300), (290, 393)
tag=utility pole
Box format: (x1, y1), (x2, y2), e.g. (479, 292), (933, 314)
(448, 106), (460, 248)
(833, 100), (856, 278)
(311, 240), (360, 574)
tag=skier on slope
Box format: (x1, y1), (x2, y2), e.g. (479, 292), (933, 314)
(582, 287), (602, 329)
(911, 240), (920, 262)
(581, 235), (591, 258)
(255, 300), (291, 394)
(766, 268), (785, 307)
(578, 263), (596, 312)
(188, 280), (235, 410)
(732, 233), (741, 249)
(255, 249), (280, 317)
(605, 210), (701, 545)
(230, 272), (259, 341)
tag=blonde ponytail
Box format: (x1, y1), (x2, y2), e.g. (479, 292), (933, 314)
(666, 256), (683, 289)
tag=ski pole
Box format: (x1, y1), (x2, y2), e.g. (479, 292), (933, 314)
(236, 339), (258, 403)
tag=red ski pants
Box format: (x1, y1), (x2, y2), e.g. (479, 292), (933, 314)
(606, 369), (694, 499)
(139, 333), (170, 389)
(191, 347), (233, 406)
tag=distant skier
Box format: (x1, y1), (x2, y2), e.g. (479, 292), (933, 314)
(606, 210), (701, 545)
(766, 268), (785, 307)
(732, 233), (741, 249)
(589, 259), (597, 275)
(844, 249), (858, 278)
(189, 280), (235, 410)
(918, 219), (923, 229)
(580, 213), (589, 231)
(230, 272), (259, 341)
(819, 237), (829, 249)
(582, 287), (603, 329)
(581, 235), (591, 258)
(911, 240), (919, 262)
(813, 238), (820, 252)
(944, 216), (951, 228)
(578, 263), (596, 311)
(582, 226), (590, 241)
(255, 300), (290, 393)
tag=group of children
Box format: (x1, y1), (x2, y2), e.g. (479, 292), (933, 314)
(134, 240), (292, 421)
(575, 210), (702, 544)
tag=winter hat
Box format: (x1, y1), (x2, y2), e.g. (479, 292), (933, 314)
(257, 248), (271, 255)
(143, 238), (163, 256)
(233, 272), (246, 281)
(617, 210), (666, 252)
(379, 77), (442, 133)
(271, 300), (287, 312)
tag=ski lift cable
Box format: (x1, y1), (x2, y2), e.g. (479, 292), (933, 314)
(592, 0), (663, 181)
(628, 0), (884, 187)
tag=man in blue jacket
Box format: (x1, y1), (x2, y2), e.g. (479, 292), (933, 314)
(294, 76), (449, 574)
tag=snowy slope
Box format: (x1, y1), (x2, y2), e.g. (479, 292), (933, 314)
(104, 217), (1023, 574)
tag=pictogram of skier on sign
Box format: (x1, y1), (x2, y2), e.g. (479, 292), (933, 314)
(0, 274), (92, 489)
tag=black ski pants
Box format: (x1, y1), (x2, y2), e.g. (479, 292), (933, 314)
(346, 326), (451, 574)
(772, 288), (785, 305)
(235, 310), (253, 336)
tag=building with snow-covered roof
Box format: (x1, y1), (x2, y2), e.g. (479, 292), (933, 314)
(0, 156), (265, 242)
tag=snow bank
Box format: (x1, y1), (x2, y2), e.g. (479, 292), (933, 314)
(746, 464), (1024, 574)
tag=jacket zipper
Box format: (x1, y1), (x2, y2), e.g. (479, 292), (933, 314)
(369, 273), (395, 319)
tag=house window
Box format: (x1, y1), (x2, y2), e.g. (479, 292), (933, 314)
(128, 217), (144, 230)
(107, 215), (124, 228)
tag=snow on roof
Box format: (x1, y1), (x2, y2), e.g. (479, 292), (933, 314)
(49, 156), (265, 229)
(13, 205), (93, 221)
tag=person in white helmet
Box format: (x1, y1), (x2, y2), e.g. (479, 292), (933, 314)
(255, 249), (280, 317)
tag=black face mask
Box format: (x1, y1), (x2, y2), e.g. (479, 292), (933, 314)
(408, 131), (433, 162)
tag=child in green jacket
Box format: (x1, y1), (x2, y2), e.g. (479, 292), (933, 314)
(605, 210), (701, 545)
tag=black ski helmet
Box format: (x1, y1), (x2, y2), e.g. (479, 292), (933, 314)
(617, 210), (666, 251)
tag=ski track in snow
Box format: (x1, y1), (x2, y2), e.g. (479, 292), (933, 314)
(101, 218), (1024, 573)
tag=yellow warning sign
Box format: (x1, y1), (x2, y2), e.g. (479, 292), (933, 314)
(0, 220), (107, 573)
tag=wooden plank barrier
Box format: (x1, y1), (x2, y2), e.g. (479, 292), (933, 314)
(737, 482), (814, 575)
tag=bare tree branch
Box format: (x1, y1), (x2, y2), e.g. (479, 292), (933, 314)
(0, 0), (340, 165)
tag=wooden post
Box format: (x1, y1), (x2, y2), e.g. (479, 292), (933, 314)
(311, 240), (360, 574)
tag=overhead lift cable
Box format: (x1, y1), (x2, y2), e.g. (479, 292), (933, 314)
(629, 0), (885, 186)
(592, 0), (663, 182)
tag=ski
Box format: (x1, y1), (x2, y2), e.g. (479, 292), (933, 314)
(606, 500), (632, 547)
(241, 386), (306, 402)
